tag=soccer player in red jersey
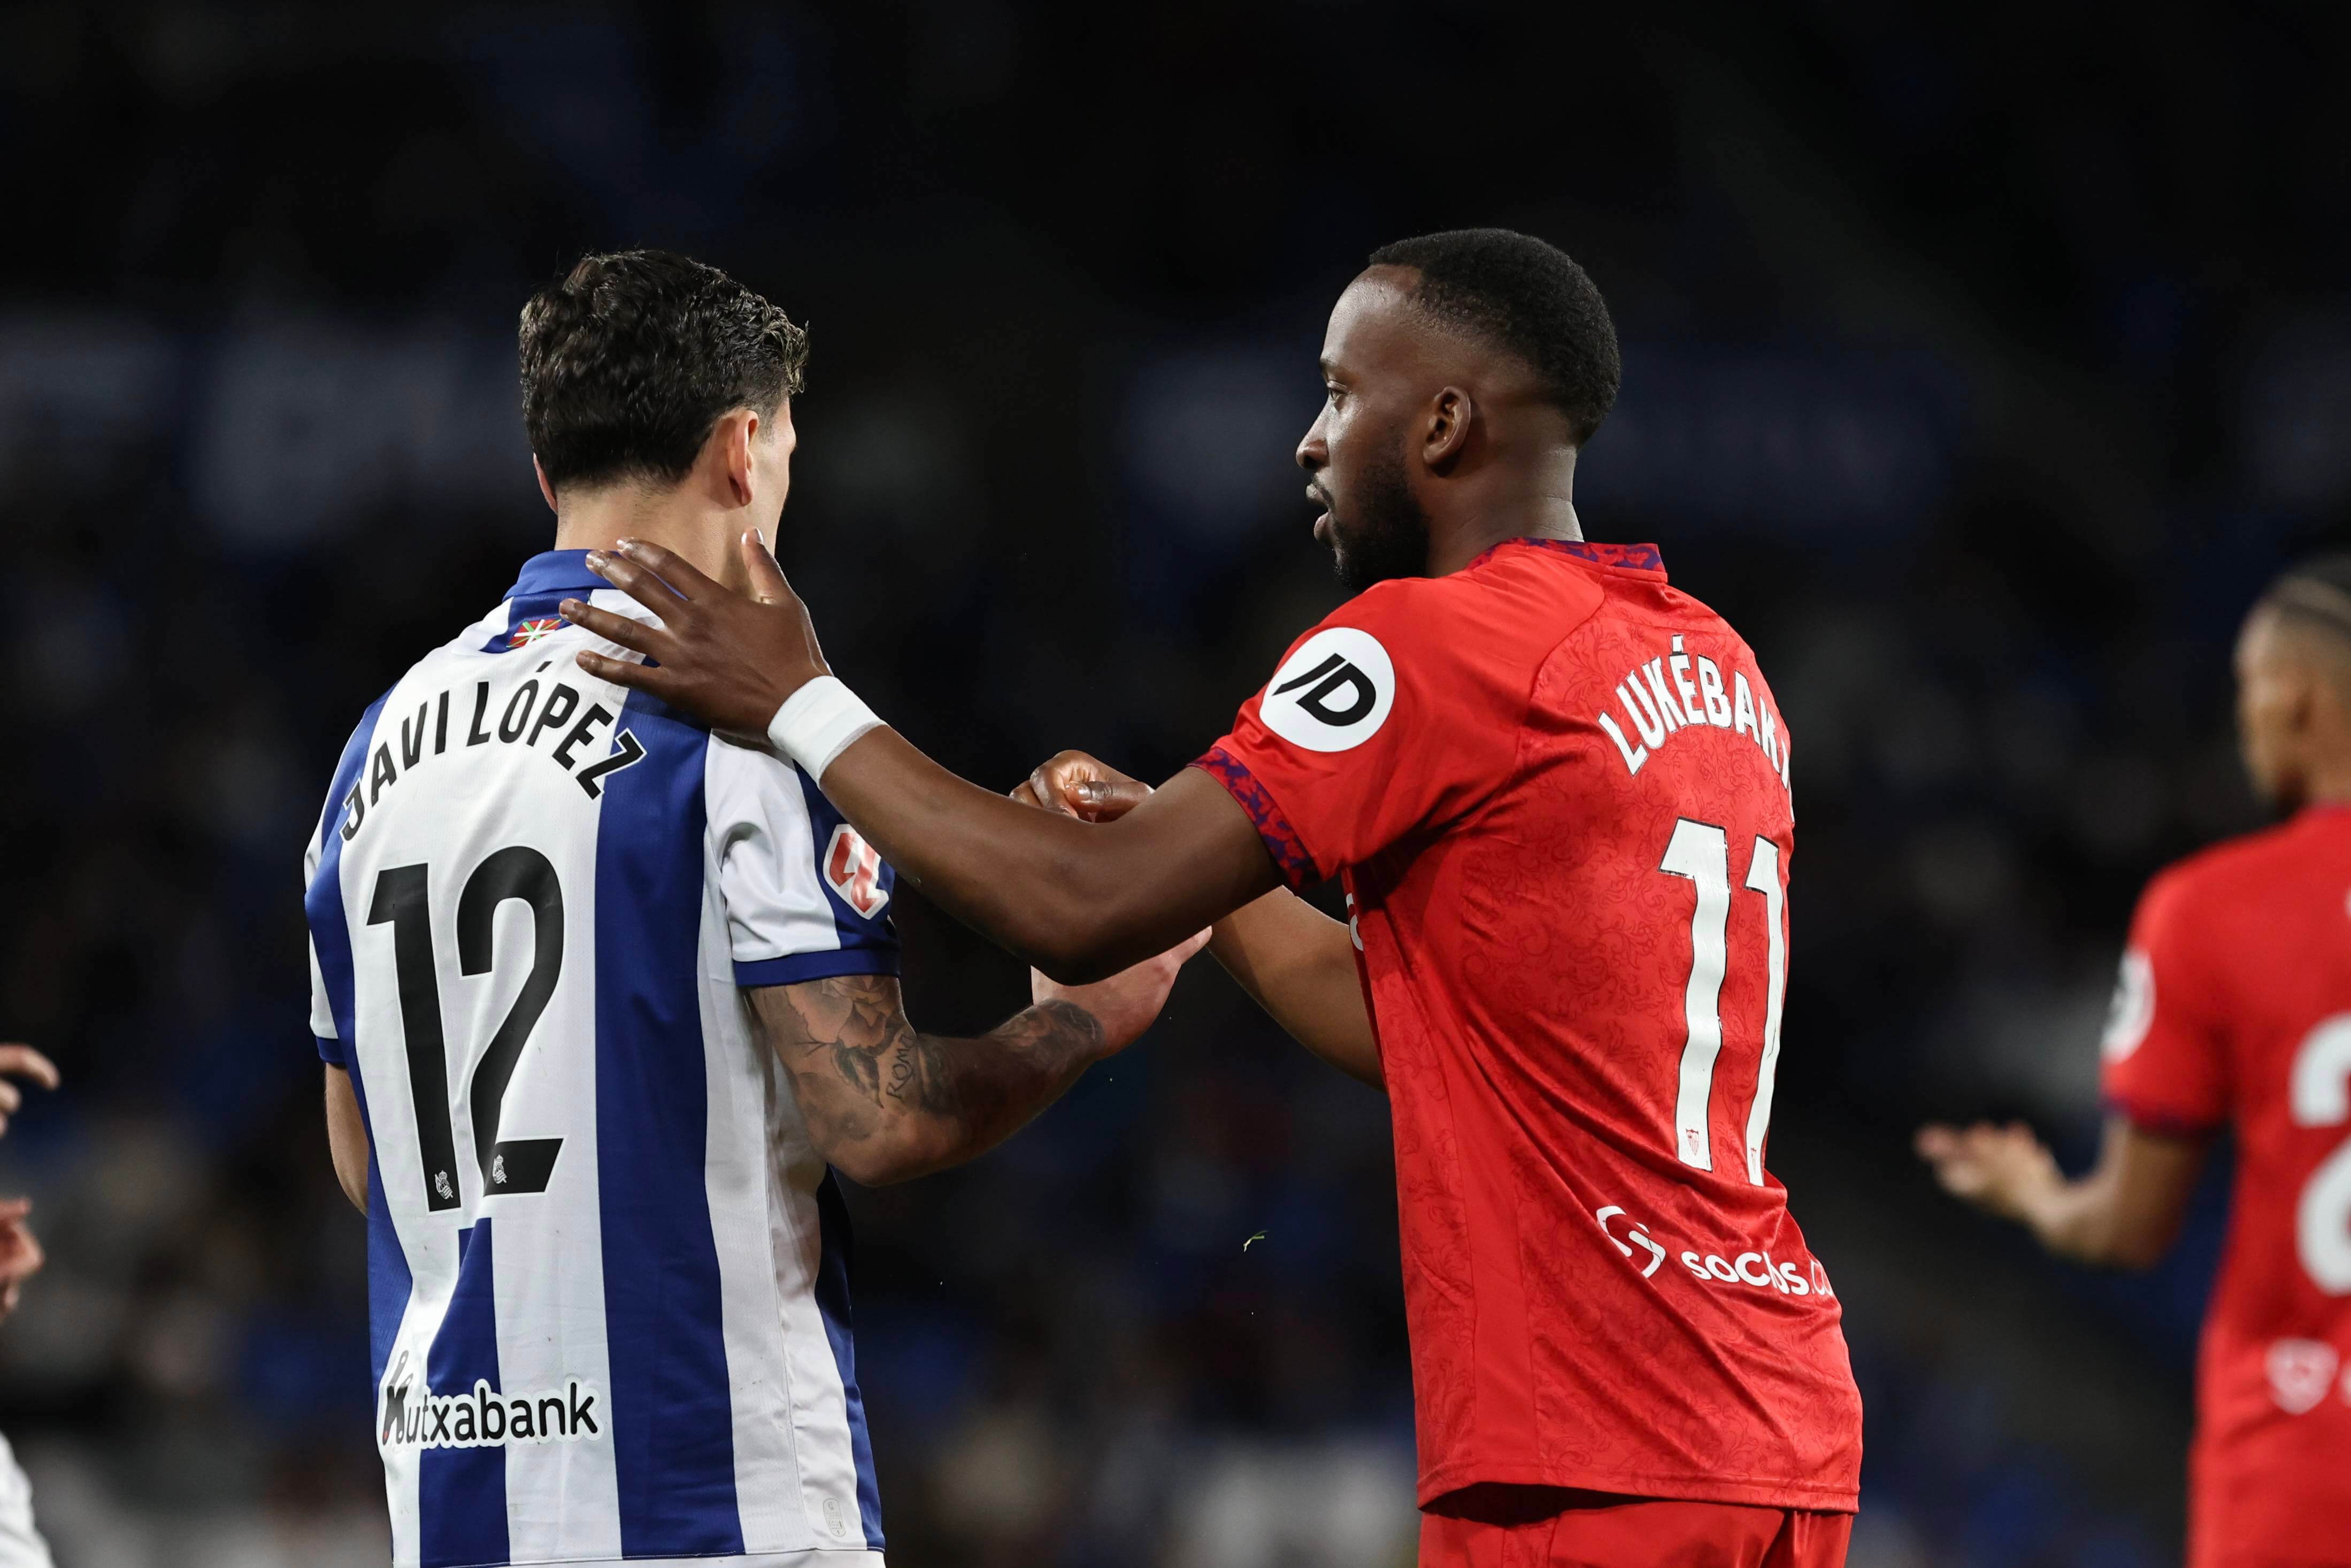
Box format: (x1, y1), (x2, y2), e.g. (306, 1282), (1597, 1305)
(559, 229), (1864, 1565)
(1920, 556), (2351, 1568)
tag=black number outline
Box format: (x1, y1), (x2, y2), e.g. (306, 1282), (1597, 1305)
(456, 847), (566, 1196)
(367, 849), (567, 1209)
(367, 865), (462, 1211)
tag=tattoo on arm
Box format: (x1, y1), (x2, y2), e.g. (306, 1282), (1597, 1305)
(753, 974), (1104, 1182)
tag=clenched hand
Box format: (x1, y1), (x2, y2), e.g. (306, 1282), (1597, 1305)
(1010, 750), (1154, 823)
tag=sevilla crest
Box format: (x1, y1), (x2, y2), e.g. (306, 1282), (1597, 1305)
(823, 825), (889, 918)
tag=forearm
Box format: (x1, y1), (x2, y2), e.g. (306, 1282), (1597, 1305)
(822, 732), (1270, 981)
(1212, 891), (1384, 1088)
(2012, 1171), (2132, 1265)
(1956, 1117), (2207, 1270)
(818, 729), (1118, 967)
(2016, 1165), (2188, 1268)
(553, 545), (1271, 976)
(904, 1002), (1107, 1178)
(754, 978), (1107, 1185)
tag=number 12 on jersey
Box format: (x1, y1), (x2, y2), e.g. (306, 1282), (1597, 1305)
(1659, 818), (1787, 1185)
(366, 849), (567, 1213)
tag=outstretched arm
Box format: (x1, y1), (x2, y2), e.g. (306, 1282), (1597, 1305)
(757, 934), (1205, 1186)
(1916, 1114), (2209, 1269)
(1010, 751), (1382, 1089)
(560, 537), (1280, 982)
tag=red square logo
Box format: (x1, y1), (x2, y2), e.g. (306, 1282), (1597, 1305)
(823, 825), (889, 919)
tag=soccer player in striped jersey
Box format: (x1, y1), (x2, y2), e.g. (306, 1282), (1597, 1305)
(303, 252), (1199, 1568)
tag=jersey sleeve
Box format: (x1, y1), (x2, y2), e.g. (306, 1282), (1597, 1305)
(706, 738), (901, 988)
(1191, 581), (1528, 888)
(2100, 865), (2230, 1134)
(309, 935), (342, 1065)
(302, 786), (347, 1069)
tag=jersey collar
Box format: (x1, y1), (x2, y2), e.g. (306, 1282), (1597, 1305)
(1470, 537), (1668, 578)
(485, 550), (608, 654)
(503, 549), (608, 601)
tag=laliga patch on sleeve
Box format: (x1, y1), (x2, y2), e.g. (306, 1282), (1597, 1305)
(1261, 627), (1396, 752)
(2100, 949), (2154, 1061)
(824, 824), (890, 919)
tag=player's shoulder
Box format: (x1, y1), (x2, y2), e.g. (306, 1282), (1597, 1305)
(2154, 818), (2307, 893)
(1464, 540), (1766, 685)
(703, 736), (895, 914)
(1538, 545), (1748, 648)
(1323, 539), (1653, 664)
(2138, 818), (2311, 928)
(703, 732), (811, 821)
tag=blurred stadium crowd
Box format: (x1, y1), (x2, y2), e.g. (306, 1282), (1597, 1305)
(0, 4), (2346, 1564)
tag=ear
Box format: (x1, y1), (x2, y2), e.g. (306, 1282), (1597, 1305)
(533, 456), (558, 513)
(1422, 386), (1473, 469)
(2298, 665), (2345, 739)
(706, 410), (758, 509)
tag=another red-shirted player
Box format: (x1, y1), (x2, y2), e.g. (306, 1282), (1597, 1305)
(1920, 557), (2351, 1568)
(561, 229), (1864, 1566)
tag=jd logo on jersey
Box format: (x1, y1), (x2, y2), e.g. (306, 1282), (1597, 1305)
(1261, 627), (1396, 753)
(824, 825), (889, 919)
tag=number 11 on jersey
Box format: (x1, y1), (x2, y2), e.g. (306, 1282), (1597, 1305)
(1659, 818), (1788, 1185)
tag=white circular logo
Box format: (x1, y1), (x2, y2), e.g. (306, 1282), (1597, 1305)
(1259, 627), (1395, 753)
(2101, 949), (2155, 1062)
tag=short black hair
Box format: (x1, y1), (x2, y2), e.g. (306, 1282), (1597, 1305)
(1366, 228), (1621, 445)
(519, 249), (809, 491)
(2260, 551), (2351, 641)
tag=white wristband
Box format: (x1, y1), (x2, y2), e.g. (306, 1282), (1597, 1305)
(765, 676), (883, 780)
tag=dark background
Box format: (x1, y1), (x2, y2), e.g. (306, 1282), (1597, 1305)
(1, 3), (2346, 1564)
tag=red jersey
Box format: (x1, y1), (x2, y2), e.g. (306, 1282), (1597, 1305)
(2101, 806), (2351, 1568)
(1194, 539), (1861, 1512)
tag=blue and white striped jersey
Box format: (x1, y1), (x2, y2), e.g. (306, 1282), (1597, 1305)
(303, 551), (896, 1568)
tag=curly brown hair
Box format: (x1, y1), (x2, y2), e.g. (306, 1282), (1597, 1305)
(518, 249), (809, 491)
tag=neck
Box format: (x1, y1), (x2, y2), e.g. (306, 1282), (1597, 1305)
(2298, 764), (2351, 808)
(551, 482), (747, 591)
(1424, 446), (1582, 577)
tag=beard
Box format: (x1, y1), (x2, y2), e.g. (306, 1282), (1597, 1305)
(1325, 443), (1432, 594)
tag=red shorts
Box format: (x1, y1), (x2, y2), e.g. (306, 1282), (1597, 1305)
(1420, 1487), (1853, 1568)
